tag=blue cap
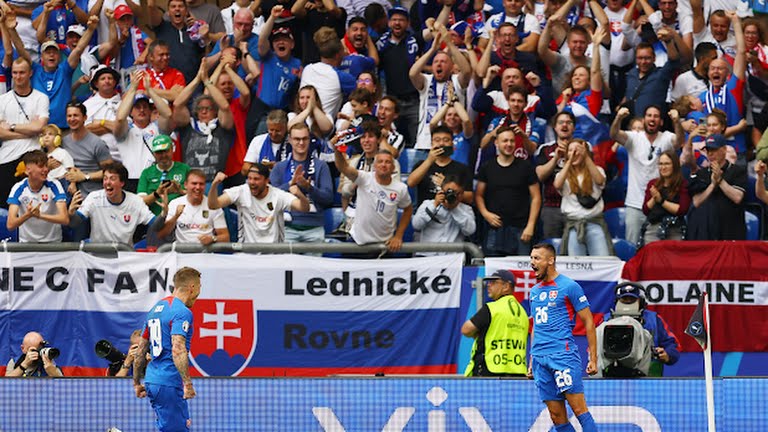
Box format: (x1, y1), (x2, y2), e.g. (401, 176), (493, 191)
(483, 270), (516, 284)
(388, 5), (409, 18)
(704, 134), (727, 150)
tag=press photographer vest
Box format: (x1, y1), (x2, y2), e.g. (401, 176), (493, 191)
(465, 295), (529, 376)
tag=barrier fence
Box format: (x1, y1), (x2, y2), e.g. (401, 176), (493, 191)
(0, 377), (765, 431)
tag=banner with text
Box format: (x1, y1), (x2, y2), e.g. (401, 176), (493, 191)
(622, 241), (768, 352)
(0, 252), (464, 376)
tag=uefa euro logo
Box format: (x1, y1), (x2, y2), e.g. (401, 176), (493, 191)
(189, 299), (258, 376)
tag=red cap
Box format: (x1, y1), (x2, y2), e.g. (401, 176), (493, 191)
(114, 5), (134, 20)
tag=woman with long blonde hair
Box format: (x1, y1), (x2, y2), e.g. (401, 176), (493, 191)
(554, 139), (613, 256)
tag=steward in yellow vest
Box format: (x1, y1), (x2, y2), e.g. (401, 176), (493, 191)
(462, 270), (529, 376)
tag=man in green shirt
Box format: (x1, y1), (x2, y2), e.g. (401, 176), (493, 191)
(137, 135), (190, 215)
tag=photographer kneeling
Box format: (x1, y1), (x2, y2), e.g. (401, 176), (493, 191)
(5, 332), (63, 377)
(596, 283), (681, 377)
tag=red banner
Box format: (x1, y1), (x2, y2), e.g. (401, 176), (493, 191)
(622, 241), (768, 352)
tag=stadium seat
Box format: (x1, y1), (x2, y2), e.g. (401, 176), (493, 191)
(603, 207), (626, 239)
(0, 209), (18, 242)
(746, 176), (758, 204)
(612, 239), (637, 261)
(324, 207), (345, 238)
(543, 237), (562, 254)
(398, 208), (415, 243)
(603, 177), (627, 209)
(398, 148), (427, 175)
(746, 211), (760, 240)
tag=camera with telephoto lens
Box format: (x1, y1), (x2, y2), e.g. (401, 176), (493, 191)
(444, 188), (459, 205)
(95, 340), (127, 376)
(38, 341), (60, 361)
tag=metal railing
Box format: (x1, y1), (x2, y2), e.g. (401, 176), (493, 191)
(156, 241), (484, 265)
(0, 241), (133, 253)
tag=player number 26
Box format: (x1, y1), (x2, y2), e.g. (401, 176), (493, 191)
(555, 369), (573, 388)
(534, 306), (548, 324)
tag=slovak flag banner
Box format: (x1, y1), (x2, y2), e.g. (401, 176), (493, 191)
(0, 252), (464, 377)
(484, 257), (625, 335)
(622, 241), (768, 352)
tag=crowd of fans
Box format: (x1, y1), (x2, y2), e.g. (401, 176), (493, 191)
(1, 0), (767, 256)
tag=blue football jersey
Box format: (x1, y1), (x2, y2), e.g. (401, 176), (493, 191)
(142, 296), (194, 388)
(529, 274), (590, 356)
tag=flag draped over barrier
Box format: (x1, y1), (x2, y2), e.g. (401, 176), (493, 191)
(0, 252), (464, 376)
(622, 241), (768, 352)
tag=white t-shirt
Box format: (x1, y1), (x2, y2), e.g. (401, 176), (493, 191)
(0, 89), (49, 163)
(350, 171), (411, 245)
(83, 93), (122, 161)
(623, 130), (677, 209)
(416, 74), (465, 150)
(224, 183), (296, 243)
(300, 62), (344, 119)
(605, 7), (635, 67)
(78, 189), (155, 243)
(221, 3), (264, 35)
(167, 196), (227, 243)
(47, 147), (75, 180)
(671, 69), (708, 102)
(694, 28), (737, 59)
(559, 167), (606, 219)
(117, 121), (159, 180)
(7, 178), (66, 243)
(482, 12), (541, 39)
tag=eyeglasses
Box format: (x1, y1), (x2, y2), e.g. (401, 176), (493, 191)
(357, 78), (373, 84)
(197, 106), (214, 112)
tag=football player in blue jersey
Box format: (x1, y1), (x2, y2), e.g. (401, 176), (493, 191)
(528, 243), (599, 432)
(133, 267), (201, 432)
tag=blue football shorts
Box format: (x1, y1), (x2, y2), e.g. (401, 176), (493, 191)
(531, 350), (585, 401)
(146, 383), (190, 432)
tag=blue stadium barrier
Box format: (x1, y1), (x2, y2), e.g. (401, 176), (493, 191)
(0, 208), (18, 242)
(1, 378), (765, 431)
(612, 238), (637, 261)
(603, 207), (626, 239)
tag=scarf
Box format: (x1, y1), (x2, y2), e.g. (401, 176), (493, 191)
(192, 118), (218, 144)
(343, 34), (359, 55)
(258, 135), (291, 163)
(426, 77), (450, 125)
(705, 82), (727, 113)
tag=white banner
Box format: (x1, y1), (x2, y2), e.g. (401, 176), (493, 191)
(1, 252), (175, 312)
(178, 253), (464, 311)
